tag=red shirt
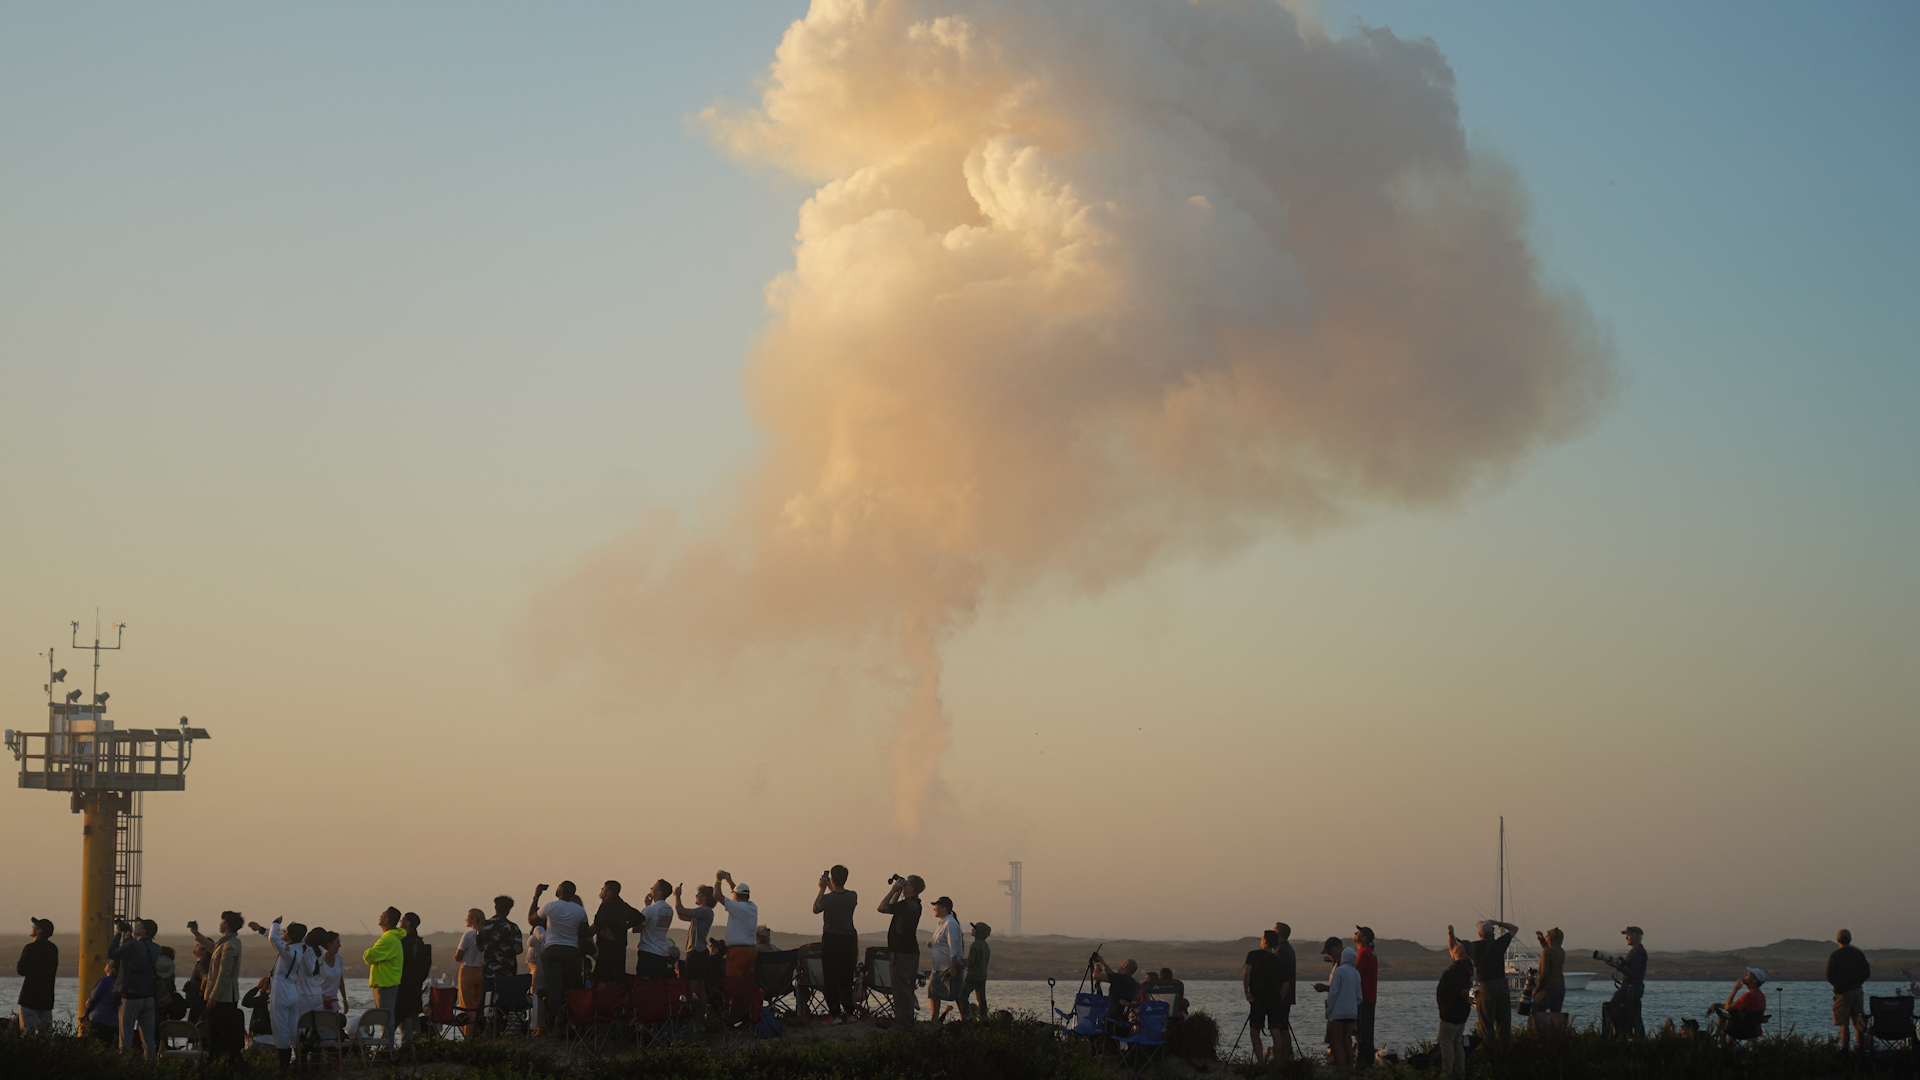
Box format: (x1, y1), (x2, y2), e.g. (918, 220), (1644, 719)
(1356, 946), (1378, 1003)
(1732, 989), (1766, 1013)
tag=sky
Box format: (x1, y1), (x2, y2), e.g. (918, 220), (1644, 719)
(2, 1), (1915, 955)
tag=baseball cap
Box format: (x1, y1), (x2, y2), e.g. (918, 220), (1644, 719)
(1620, 926), (1643, 936)
(1746, 967), (1766, 984)
(971, 922), (992, 937)
(735, 883), (751, 897)
(1355, 925), (1375, 944)
(30, 917), (53, 934)
(935, 896), (954, 908)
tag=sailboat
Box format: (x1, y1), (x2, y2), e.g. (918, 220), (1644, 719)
(1497, 817), (1596, 994)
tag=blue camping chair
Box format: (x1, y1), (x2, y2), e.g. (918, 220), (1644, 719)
(1114, 999), (1169, 1068)
(1054, 992), (1109, 1053)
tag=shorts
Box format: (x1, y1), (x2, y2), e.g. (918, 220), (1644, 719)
(1248, 998), (1288, 1032)
(1834, 988), (1865, 1024)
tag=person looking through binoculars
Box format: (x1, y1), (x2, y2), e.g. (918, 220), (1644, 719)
(877, 874), (925, 1026)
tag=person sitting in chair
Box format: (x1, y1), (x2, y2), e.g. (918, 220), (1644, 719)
(1709, 967), (1767, 1041)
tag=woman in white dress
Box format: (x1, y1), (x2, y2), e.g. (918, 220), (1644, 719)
(316, 931), (349, 1014)
(249, 917), (324, 1065)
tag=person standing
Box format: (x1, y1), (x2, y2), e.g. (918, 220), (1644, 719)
(1242, 929), (1287, 1063)
(182, 941), (211, 1024)
(1353, 926), (1379, 1066)
(635, 880), (677, 978)
(1435, 939), (1473, 1077)
(206, 911), (247, 1058)
(456, 908), (485, 1037)
(317, 932), (348, 1014)
(363, 907), (405, 1017)
(714, 871), (760, 979)
(593, 881), (640, 980)
(14, 917), (57, 1034)
(877, 874), (925, 1027)
(962, 922), (991, 1021)
(396, 912), (431, 1042)
(1827, 929), (1872, 1051)
(107, 917), (160, 1058)
(673, 883), (717, 982)
(1324, 947), (1362, 1068)
(479, 895), (525, 995)
(250, 917), (322, 1065)
(1273, 923), (1297, 1042)
(1452, 919), (1516, 1045)
(813, 866), (860, 1024)
(1531, 928), (1567, 1020)
(86, 959), (119, 1046)
(926, 897), (965, 1023)
(1601, 926), (1648, 1038)
(529, 882), (588, 1036)
(525, 920), (546, 1033)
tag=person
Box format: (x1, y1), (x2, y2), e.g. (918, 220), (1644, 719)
(674, 883), (718, 983)
(182, 940), (211, 1024)
(529, 881), (588, 1036)
(456, 907), (485, 1037)
(1531, 928), (1567, 1020)
(86, 959), (119, 1045)
(242, 976), (274, 1045)
(1435, 938), (1473, 1077)
(877, 874), (925, 1027)
(635, 880), (677, 978)
(205, 911), (247, 1058)
(396, 912), (431, 1042)
(755, 925), (778, 953)
(249, 916), (322, 1065)
(1602, 926), (1648, 1037)
(1093, 956), (1141, 1035)
(962, 922), (991, 1021)
(1708, 967), (1766, 1040)
(1324, 947), (1361, 1068)
(813, 865), (860, 1024)
(525, 918), (546, 1033)
(1243, 929), (1287, 1063)
(593, 881), (640, 979)
(1456, 919), (1517, 1045)
(363, 907), (405, 1017)
(1272, 923), (1298, 1039)
(14, 917), (57, 1034)
(317, 931), (348, 1014)
(1353, 925), (1379, 1066)
(155, 944), (180, 1021)
(1828, 929), (1871, 1051)
(927, 897), (965, 1023)
(108, 916), (161, 1058)
(714, 871), (760, 978)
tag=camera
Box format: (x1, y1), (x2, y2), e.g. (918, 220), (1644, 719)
(1593, 949), (1623, 970)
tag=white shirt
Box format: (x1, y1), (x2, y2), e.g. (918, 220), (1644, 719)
(637, 899), (675, 957)
(719, 896), (758, 947)
(930, 913), (964, 969)
(457, 928), (481, 969)
(538, 898), (587, 950)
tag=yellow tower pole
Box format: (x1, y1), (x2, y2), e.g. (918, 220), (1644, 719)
(78, 791), (121, 993)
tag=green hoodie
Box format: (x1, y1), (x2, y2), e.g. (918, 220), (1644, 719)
(363, 928), (405, 988)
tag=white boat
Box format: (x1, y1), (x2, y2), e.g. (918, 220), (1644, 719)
(1489, 817), (1597, 995)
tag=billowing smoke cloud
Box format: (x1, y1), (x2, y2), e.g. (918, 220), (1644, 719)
(544, 0), (1612, 832)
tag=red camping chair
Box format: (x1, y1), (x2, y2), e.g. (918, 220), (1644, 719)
(666, 977), (704, 1043)
(427, 987), (461, 1040)
(723, 975), (763, 1030)
(629, 978), (673, 1048)
(563, 987), (598, 1053)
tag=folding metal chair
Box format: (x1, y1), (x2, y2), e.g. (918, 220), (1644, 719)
(1868, 996), (1917, 1052)
(350, 1008), (395, 1063)
(862, 946), (895, 1018)
(156, 1019), (207, 1060)
(758, 948), (801, 1017)
(1114, 999), (1170, 1068)
(295, 1011), (346, 1069)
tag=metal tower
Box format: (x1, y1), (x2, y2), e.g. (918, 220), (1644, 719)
(5, 621), (210, 988)
(997, 861), (1023, 937)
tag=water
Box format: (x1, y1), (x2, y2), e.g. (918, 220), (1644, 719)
(7, 976), (1909, 1055)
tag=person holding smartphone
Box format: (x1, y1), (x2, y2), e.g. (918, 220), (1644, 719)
(813, 866), (859, 1023)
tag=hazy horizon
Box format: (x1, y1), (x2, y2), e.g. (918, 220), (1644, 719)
(2, 1), (1914, 955)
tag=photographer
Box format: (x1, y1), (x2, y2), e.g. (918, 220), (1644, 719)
(107, 917), (160, 1058)
(1595, 926), (1647, 1037)
(714, 871), (759, 977)
(877, 874), (925, 1026)
(812, 866), (859, 1024)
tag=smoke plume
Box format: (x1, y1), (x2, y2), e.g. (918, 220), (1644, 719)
(545, 0), (1613, 832)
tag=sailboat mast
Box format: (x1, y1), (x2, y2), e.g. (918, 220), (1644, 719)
(1498, 816), (1505, 925)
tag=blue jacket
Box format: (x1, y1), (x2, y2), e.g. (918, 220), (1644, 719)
(108, 934), (160, 998)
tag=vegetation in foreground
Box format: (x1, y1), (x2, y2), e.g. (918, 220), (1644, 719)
(2, 1015), (1915, 1080)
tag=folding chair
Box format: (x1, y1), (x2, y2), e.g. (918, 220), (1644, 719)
(296, 1011), (347, 1068)
(156, 1019), (207, 1060)
(351, 1008), (395, 1063)
(1140, 978), (1185, 1019)
(862, 946), (895, 1019)
(666, 978), (704, 1043)
(794, 942), (831, 1018)
(564, 987), (599, 1053)
(1723, 1007), (1769, 1045)
(589, 979), (629, 1049)
(427, 986), (461, 1039)
(629, 978), (673, 1049)
(723, 975), (763, 1029)
(487, 973), (533, 1037)
(1054, 992), (1109, 1054)
(1868, 996), (1917, 1052)
(758, 948), (801, 1018)
(1114, 999), (1170, 1068)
